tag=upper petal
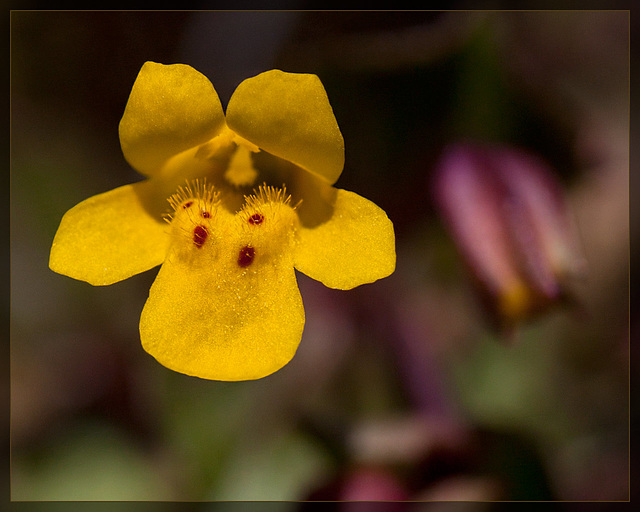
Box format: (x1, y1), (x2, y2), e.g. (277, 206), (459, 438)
(119, 62), (226, 176)
(294, 188), (396, 290)
(226, 70), (345, 185)
(49, 180), (169, 286)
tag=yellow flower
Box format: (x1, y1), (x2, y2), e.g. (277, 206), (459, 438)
(49, 62), (396, 381)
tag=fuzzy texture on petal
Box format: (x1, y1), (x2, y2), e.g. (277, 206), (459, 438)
(49, 180), (169, 286)
(140, 193), (305, 381)
(294, 188), (396, 290)
(226, 70), (345, 185)
(119, 62), (226, 176)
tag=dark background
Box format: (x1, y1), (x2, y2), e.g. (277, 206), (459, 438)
(9, 9), (633, 506)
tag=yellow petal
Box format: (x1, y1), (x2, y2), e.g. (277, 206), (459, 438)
(119, 62), (225, 176)
(294, 188), (396, 290)
(140, 193), (304, 381)
(49, 180), (169, 286)
(226, 70), (345, 185)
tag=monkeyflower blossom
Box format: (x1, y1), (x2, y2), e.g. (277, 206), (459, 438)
(432, 142), (586, 329)
(50, 62), (396, 380)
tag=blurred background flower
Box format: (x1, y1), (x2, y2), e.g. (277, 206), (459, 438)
(10, 9), (631, 506)
(431, 142), (588, 331)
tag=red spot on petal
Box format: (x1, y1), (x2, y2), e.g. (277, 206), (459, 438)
(182, 201), (193, 209)
(201, 210), (211, 218)
(193, 225), (208, 248)
(238, 245), (255, 267)
(248, 213), (264, 225)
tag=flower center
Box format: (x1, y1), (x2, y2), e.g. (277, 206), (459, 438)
(224, 144), (259, 187)
(165, 180), (300, 271)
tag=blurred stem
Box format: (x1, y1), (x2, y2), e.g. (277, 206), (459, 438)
(448, 16), (515, 144)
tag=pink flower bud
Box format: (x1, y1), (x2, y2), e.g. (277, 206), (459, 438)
(432, 143), (586, 328)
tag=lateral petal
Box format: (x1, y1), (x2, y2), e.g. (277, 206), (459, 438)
(295, 188), (396, 290)
(49, 180), (169, 286)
